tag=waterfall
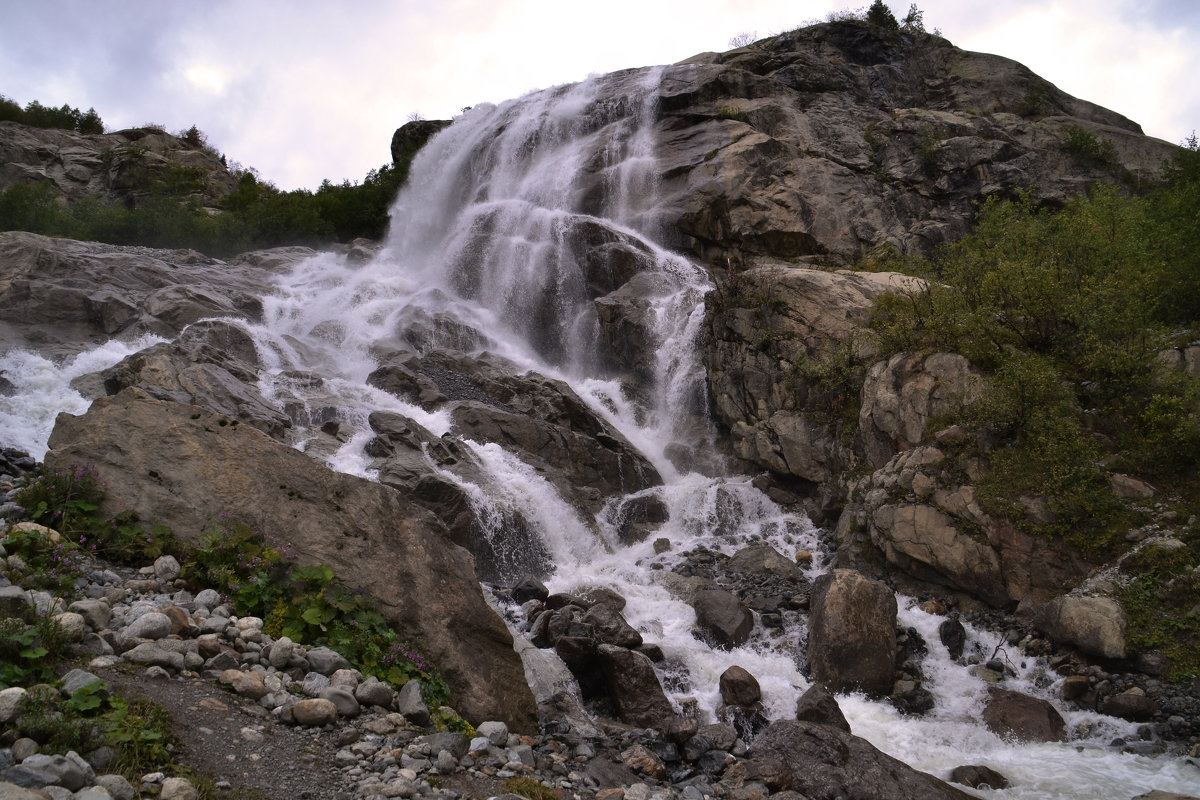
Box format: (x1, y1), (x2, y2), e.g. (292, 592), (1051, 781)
(3, 65), (1197, 800)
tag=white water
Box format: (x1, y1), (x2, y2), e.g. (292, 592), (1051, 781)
(2, 68), (1198, 799)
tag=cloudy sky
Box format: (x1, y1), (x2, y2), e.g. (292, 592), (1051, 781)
(2, 0), (1197, 190)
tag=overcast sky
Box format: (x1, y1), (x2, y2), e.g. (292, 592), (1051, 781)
(2, 0), (1197, 190)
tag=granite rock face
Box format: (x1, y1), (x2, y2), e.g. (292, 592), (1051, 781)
(43, 389), (538, 731)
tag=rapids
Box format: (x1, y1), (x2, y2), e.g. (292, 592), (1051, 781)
(2, 67), (1198, 799)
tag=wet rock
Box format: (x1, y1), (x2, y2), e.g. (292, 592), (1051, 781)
(794, 684), (850, 732)
(949, 764), (1010, 789)
(692, 589), (754, 650)
(719, 666), (762, 707)
(807, 569), (896, 696)
(598, 644), (675, 731)
(582, 603), (643, 649)
(938, 618), (966, 660)
(747, 719), (973, 800)
(982, 687), (1066, 742)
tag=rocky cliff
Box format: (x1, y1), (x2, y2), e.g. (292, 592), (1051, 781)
(0, 122), (237, 208)
(652, 22), (1177, 263)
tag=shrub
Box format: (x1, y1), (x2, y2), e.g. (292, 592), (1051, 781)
(1061, 124), (1119, 166)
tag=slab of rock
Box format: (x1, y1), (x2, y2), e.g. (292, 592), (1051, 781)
(692, 588), (754, 649)
(747, 719), (974, 800)
(44, 389), (536, 731)
(1099, 689), (1159, 721)
(598, 644), (675, 731)
(949, 765), (1009, 789)
(807, 569), (896, 696)
(982, 687), (1066, 742)
(1033, 595), (1126, 660)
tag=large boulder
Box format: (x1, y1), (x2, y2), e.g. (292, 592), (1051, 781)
(982, 687), (1067, 742)
(43, 389), (537, 731)
(747, 719), (974, 800)
(858, 352), (983, 468)
(692, 588), (754, 650)
(807, 569), (896, 696)
(1032, 595), (1126, 660)
(597, 644), (676, 731)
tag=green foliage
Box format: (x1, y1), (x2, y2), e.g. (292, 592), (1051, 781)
(187, 518), (450, 706)
(900, 3), (925, 31)
(502, 777), (560, 800)
(0, 95), (104, 133)
(917, 124), (942, 174)
(15, 463), (105, 539)
(0, 613), (69, 688)
(1, 526), (88, 597)
(1061, 124), (1119, 166)
(1017, 85), (1049, 118)
(433, 706), (476, 737)
(1118, 533), (1200, 680)
(11, 679), (190, 783)
(867, 169), (1200, 549)
(715, 106), (749, 123)
(13, 463), (177, 567)
(867, 0), (900, 29)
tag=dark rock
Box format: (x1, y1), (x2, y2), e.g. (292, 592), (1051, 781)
(982, 687), (1066, 742)
(719, 666), (762, 707)
(597, 644), (675, 731)
(808, 569), (897, 696)
(794, 684), (851, 733)
(582, 603), (643, 648)
(949, 764), (1010, 789)
(512, 577), (550, 604)
(939, 618), (966, 660)
(692, 588), (754, 649)
(747, 719), (974, 800)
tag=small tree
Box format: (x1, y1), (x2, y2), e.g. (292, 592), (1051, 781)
(728, 31), (757, 48)
(901, 3), (925, 31)
(867, 0), (899, 29)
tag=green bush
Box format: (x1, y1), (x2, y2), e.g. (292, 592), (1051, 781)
(187, 518), (450, 705)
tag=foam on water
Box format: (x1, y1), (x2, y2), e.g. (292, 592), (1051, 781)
(0, 336), (166, 458)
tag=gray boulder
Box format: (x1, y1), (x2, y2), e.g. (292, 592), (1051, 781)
(44, 389), (537, 731)
(807, 569), (896, 696)
(692, 588), (754, 650)
(747, 719), (973, 800)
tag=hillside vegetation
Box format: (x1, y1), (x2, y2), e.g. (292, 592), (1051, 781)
(864, 137), (1200, 673)
(0, 104), (415, 256)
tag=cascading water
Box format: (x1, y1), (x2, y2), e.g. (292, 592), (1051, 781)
(3, 67), (1198, 799)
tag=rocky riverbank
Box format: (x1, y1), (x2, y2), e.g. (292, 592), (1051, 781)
(4, 448), (1200, 800)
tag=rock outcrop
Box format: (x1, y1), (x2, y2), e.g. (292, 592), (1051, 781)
(655, 21), (1177, 263)
(42, 389), (537, 731)
(0, 122), (237, 208)
(835, 444), (1095, 608)
(704, 265), (922, 495)
(0, 231), (296, 358)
